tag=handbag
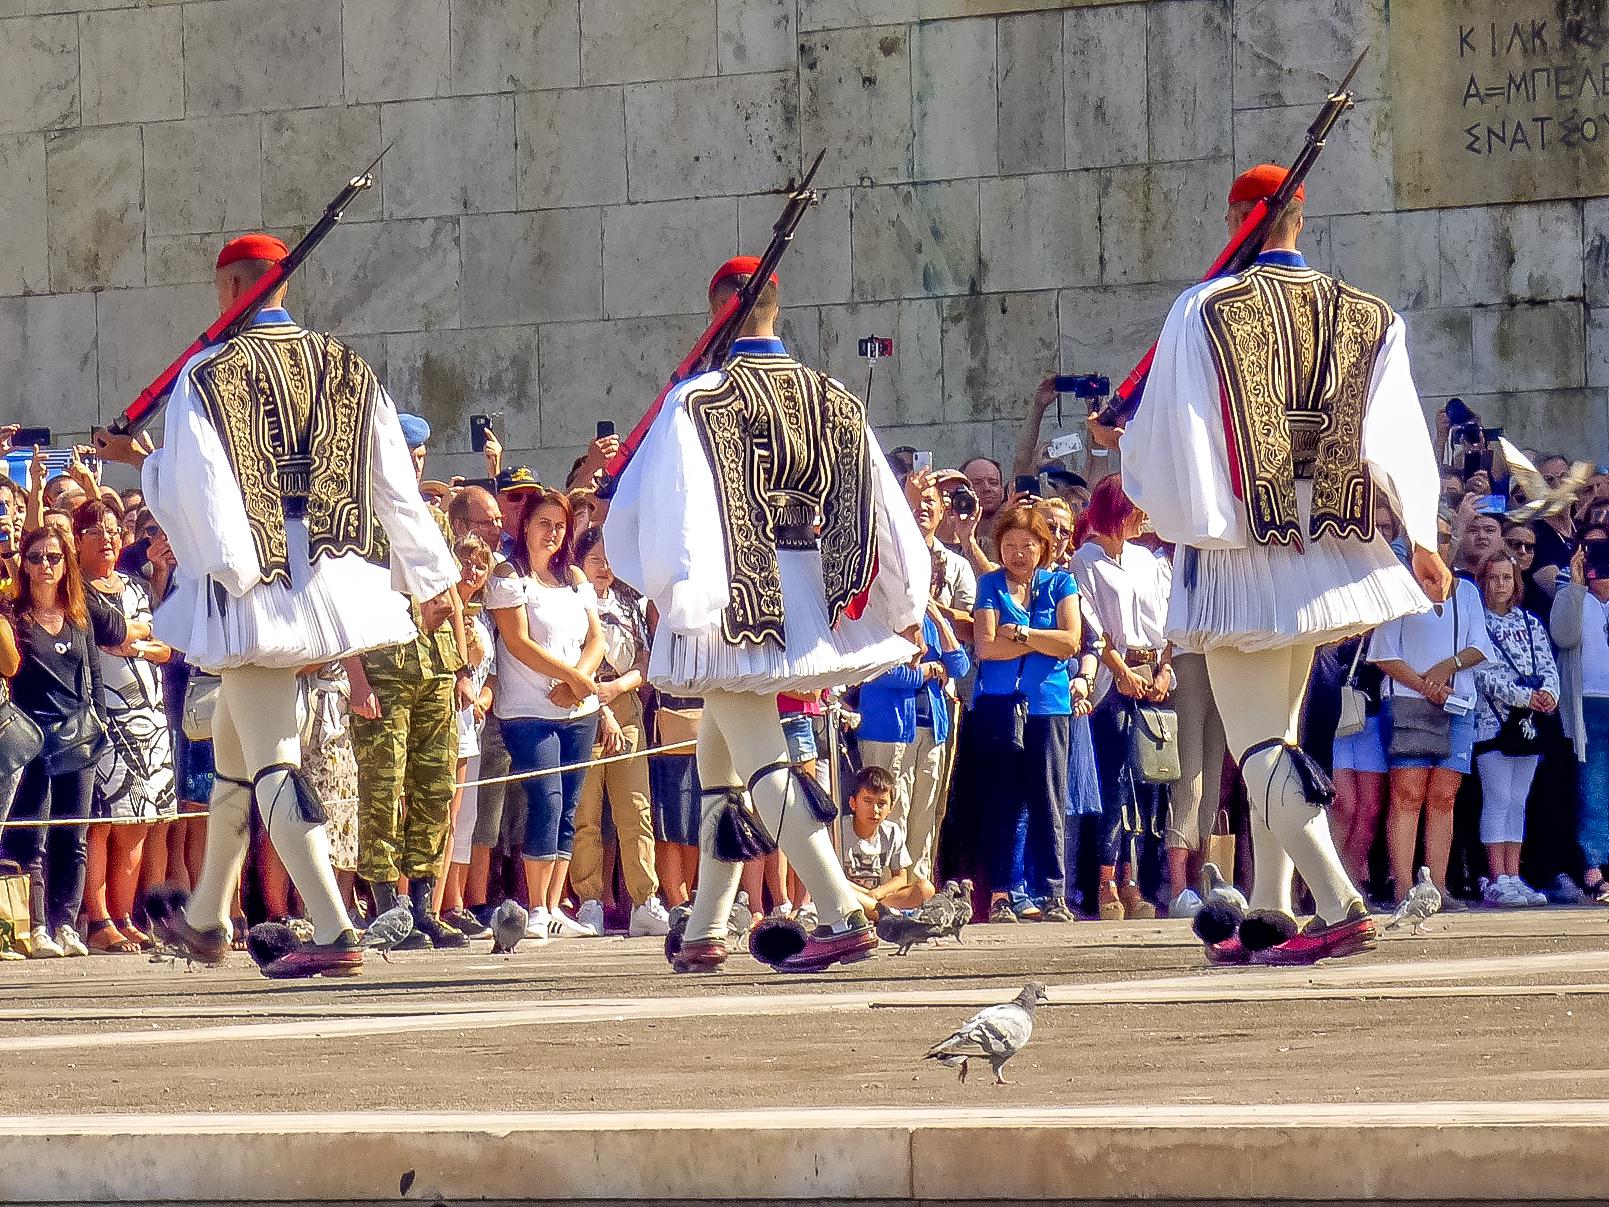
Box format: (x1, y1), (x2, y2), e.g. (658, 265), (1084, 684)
(1335, 637), (1369, 740)
(969, 661), (1027, 753)
(1130, 702), (1181, 784)
(654, 697), (703, 749)
(1386, 589), (1459, 762)
(1206, 808), (1236, 884)
(1487, 614), (1546, 757)
(182, 672), (221, 744)
(0, 689), (43, 779)
(39, 626), (105, 777)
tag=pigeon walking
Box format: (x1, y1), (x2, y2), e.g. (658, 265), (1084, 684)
(1385, 866), (1442, 934)
(727, 891), (755, 941)
(490, 900), (528, 955)
(922, 879), (973, 943)
(923, 982), (1047, 1086)
(876, 908), (946, 955)
(1202, 862), (1248, 914)
(361, 904), (416, 961)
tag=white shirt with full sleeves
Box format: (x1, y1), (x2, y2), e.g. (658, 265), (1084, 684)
(142, 336), (459, 672)
(605, 354), (928, 695)
(1116, 267), (1437, 652)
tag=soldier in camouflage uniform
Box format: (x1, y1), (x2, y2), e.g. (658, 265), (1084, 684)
(346, 413), (472, 949)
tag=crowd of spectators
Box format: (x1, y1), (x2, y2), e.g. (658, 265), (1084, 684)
(0, 381), (1605, 964)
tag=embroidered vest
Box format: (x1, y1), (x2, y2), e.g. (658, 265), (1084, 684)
(190, 323), (386, 588)
(1200, 265), (1393, 547)
(684, 352), (877, 649)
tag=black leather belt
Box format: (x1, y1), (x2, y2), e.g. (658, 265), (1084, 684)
(776, 523), (818, 550)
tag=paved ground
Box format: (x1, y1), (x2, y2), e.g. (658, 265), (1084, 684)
(8, 908), (1608, 1116)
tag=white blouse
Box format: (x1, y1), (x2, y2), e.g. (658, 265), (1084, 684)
(484, 571), (599, 722)
(1371, 577), (1494, 703)
(1071, 539), (1172, 701)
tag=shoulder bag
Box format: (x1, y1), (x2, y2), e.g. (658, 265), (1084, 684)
(1335, 636), (1369, 740)
(1130, 701), (1181, 784)
(1489, 612), (1545, 757)
(39, 623), (106, 777)
(0, 682), (42, 779)
(1386, 590), (1458, 763)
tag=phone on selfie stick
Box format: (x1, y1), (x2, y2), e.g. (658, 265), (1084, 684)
(859, 335), (894, 408)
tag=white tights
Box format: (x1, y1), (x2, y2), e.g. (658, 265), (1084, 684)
(1476, 751), (1537, 845)
(1204, 644), (1361, 923)
(186, 665), (354, 944)
(685, 691), (860, 944)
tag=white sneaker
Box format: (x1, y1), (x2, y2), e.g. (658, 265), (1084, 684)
(27, 926), (62, 958)
(1513, 876), (1548, 907)
(1169, 889), (1203, 920)
(55, 924), (87, 957)
(524, 907), (553, 942)
(549, 908), (599, 938)
(628, 896), (670, 937)
(577, 899), (607, 935)
(1482, 880), (1511, 908)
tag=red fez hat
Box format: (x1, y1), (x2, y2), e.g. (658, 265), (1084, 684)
(708, 255), (779, 297)
(216, 233), (289, 271)
(1228, 163), (1305, 206)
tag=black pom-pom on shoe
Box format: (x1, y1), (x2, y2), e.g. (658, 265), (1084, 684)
(245, 922), (301, 970)
(748, 917), (809, 967)
(1192, 898), (1245, 945)
(1238, 909), (1299, 952)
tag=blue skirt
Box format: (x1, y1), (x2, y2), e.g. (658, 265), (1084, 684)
(1066, 714), (1102, 816)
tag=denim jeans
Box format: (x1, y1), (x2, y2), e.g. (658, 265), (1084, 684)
(501, 713), (600, 861)
(1579, 696), (1609, 868)
(987, 714), (1070, 900)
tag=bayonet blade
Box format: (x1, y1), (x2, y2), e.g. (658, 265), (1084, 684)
(1334, 47), (1368, 98)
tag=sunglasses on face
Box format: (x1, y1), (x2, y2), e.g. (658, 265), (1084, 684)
(24, 551), (63, 567)
(1507, 539), (1535, 552)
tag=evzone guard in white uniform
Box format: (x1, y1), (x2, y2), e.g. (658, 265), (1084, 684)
(1102, 165), (1452, 964)
(96, 233), (461, 978)
(606, 256), (929, 973)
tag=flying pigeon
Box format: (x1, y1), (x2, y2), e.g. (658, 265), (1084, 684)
(876, 907), (946, 955)
(361, 904), (416, 961)
(1385, 866), (1442, 935)
(490, 900), (528, 955)
(1202, 862), (1248, 914)
(923, 982), (1047, 1086)
(1499, 438), (1594, 523)
(727, 891), (755, 941)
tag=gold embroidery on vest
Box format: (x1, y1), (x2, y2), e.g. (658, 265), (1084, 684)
(686, 354), (876, 649)
(192, 326), (383, 588)
(1201, 266), (1391, 546)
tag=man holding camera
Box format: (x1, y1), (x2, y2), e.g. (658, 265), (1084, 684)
(1092, 164), (1450, 965)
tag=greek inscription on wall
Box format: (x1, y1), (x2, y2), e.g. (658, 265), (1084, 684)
(1392, 0), (1609, 208)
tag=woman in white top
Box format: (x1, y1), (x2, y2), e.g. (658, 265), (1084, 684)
(486, 489), (606, 941)
(1371, 574), (1493, 905)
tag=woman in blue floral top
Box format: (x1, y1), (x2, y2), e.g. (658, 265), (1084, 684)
(1473, 551), (1559, 908)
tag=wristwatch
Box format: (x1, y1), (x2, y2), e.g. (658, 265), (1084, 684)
(1012, 627), (1030, 645)
(1071, 673), (1091, 693)
(1451, 652), (1463, 671)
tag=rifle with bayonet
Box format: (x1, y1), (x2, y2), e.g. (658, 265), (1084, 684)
(1095, 49), (1368, 429)
(101, 147), (390, 438)
(597, 149), (827, 498)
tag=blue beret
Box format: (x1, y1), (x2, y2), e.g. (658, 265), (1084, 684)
(397, 412), (431, 449)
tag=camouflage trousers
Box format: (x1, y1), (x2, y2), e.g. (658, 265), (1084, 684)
(350, 670), (457, 884)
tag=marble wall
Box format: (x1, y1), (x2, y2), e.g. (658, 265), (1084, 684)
(5, 0), (1605, 481)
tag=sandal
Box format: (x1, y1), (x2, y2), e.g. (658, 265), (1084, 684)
(231, 916), (250, 951)
(85, 918), (141, 955)
(114, 917), (153, 952)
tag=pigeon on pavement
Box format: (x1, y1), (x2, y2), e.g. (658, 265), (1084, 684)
(923, 982), (1047, 1085)
(876, 908), (946, 955)
(490, 900), (528, 955)
(727, 891), (755, 941)
(1202, 862), (1248, 914)
(1385, 866), (1442, 935)
(917, 879), (973, 943)
(361, 904), (415, 961)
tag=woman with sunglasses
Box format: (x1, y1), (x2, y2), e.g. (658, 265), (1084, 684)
(1, 528), (110, 958)
(74, 501), (176, 954)
(1502, 523), (1552, 618)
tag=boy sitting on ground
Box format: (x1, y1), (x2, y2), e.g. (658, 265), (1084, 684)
(840, 766), (935, 917)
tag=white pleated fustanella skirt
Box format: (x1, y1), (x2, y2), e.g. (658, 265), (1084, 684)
(648, 549), (918, 696)
(1167, 483), (1431, 653)
(153, 518), (420, 673)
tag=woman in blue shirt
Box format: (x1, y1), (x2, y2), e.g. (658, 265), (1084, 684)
(967, 504), (1082, 923)
(858, 606), (970, 884)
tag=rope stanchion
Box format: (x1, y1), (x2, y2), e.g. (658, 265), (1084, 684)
(0, 736), (702, 829)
